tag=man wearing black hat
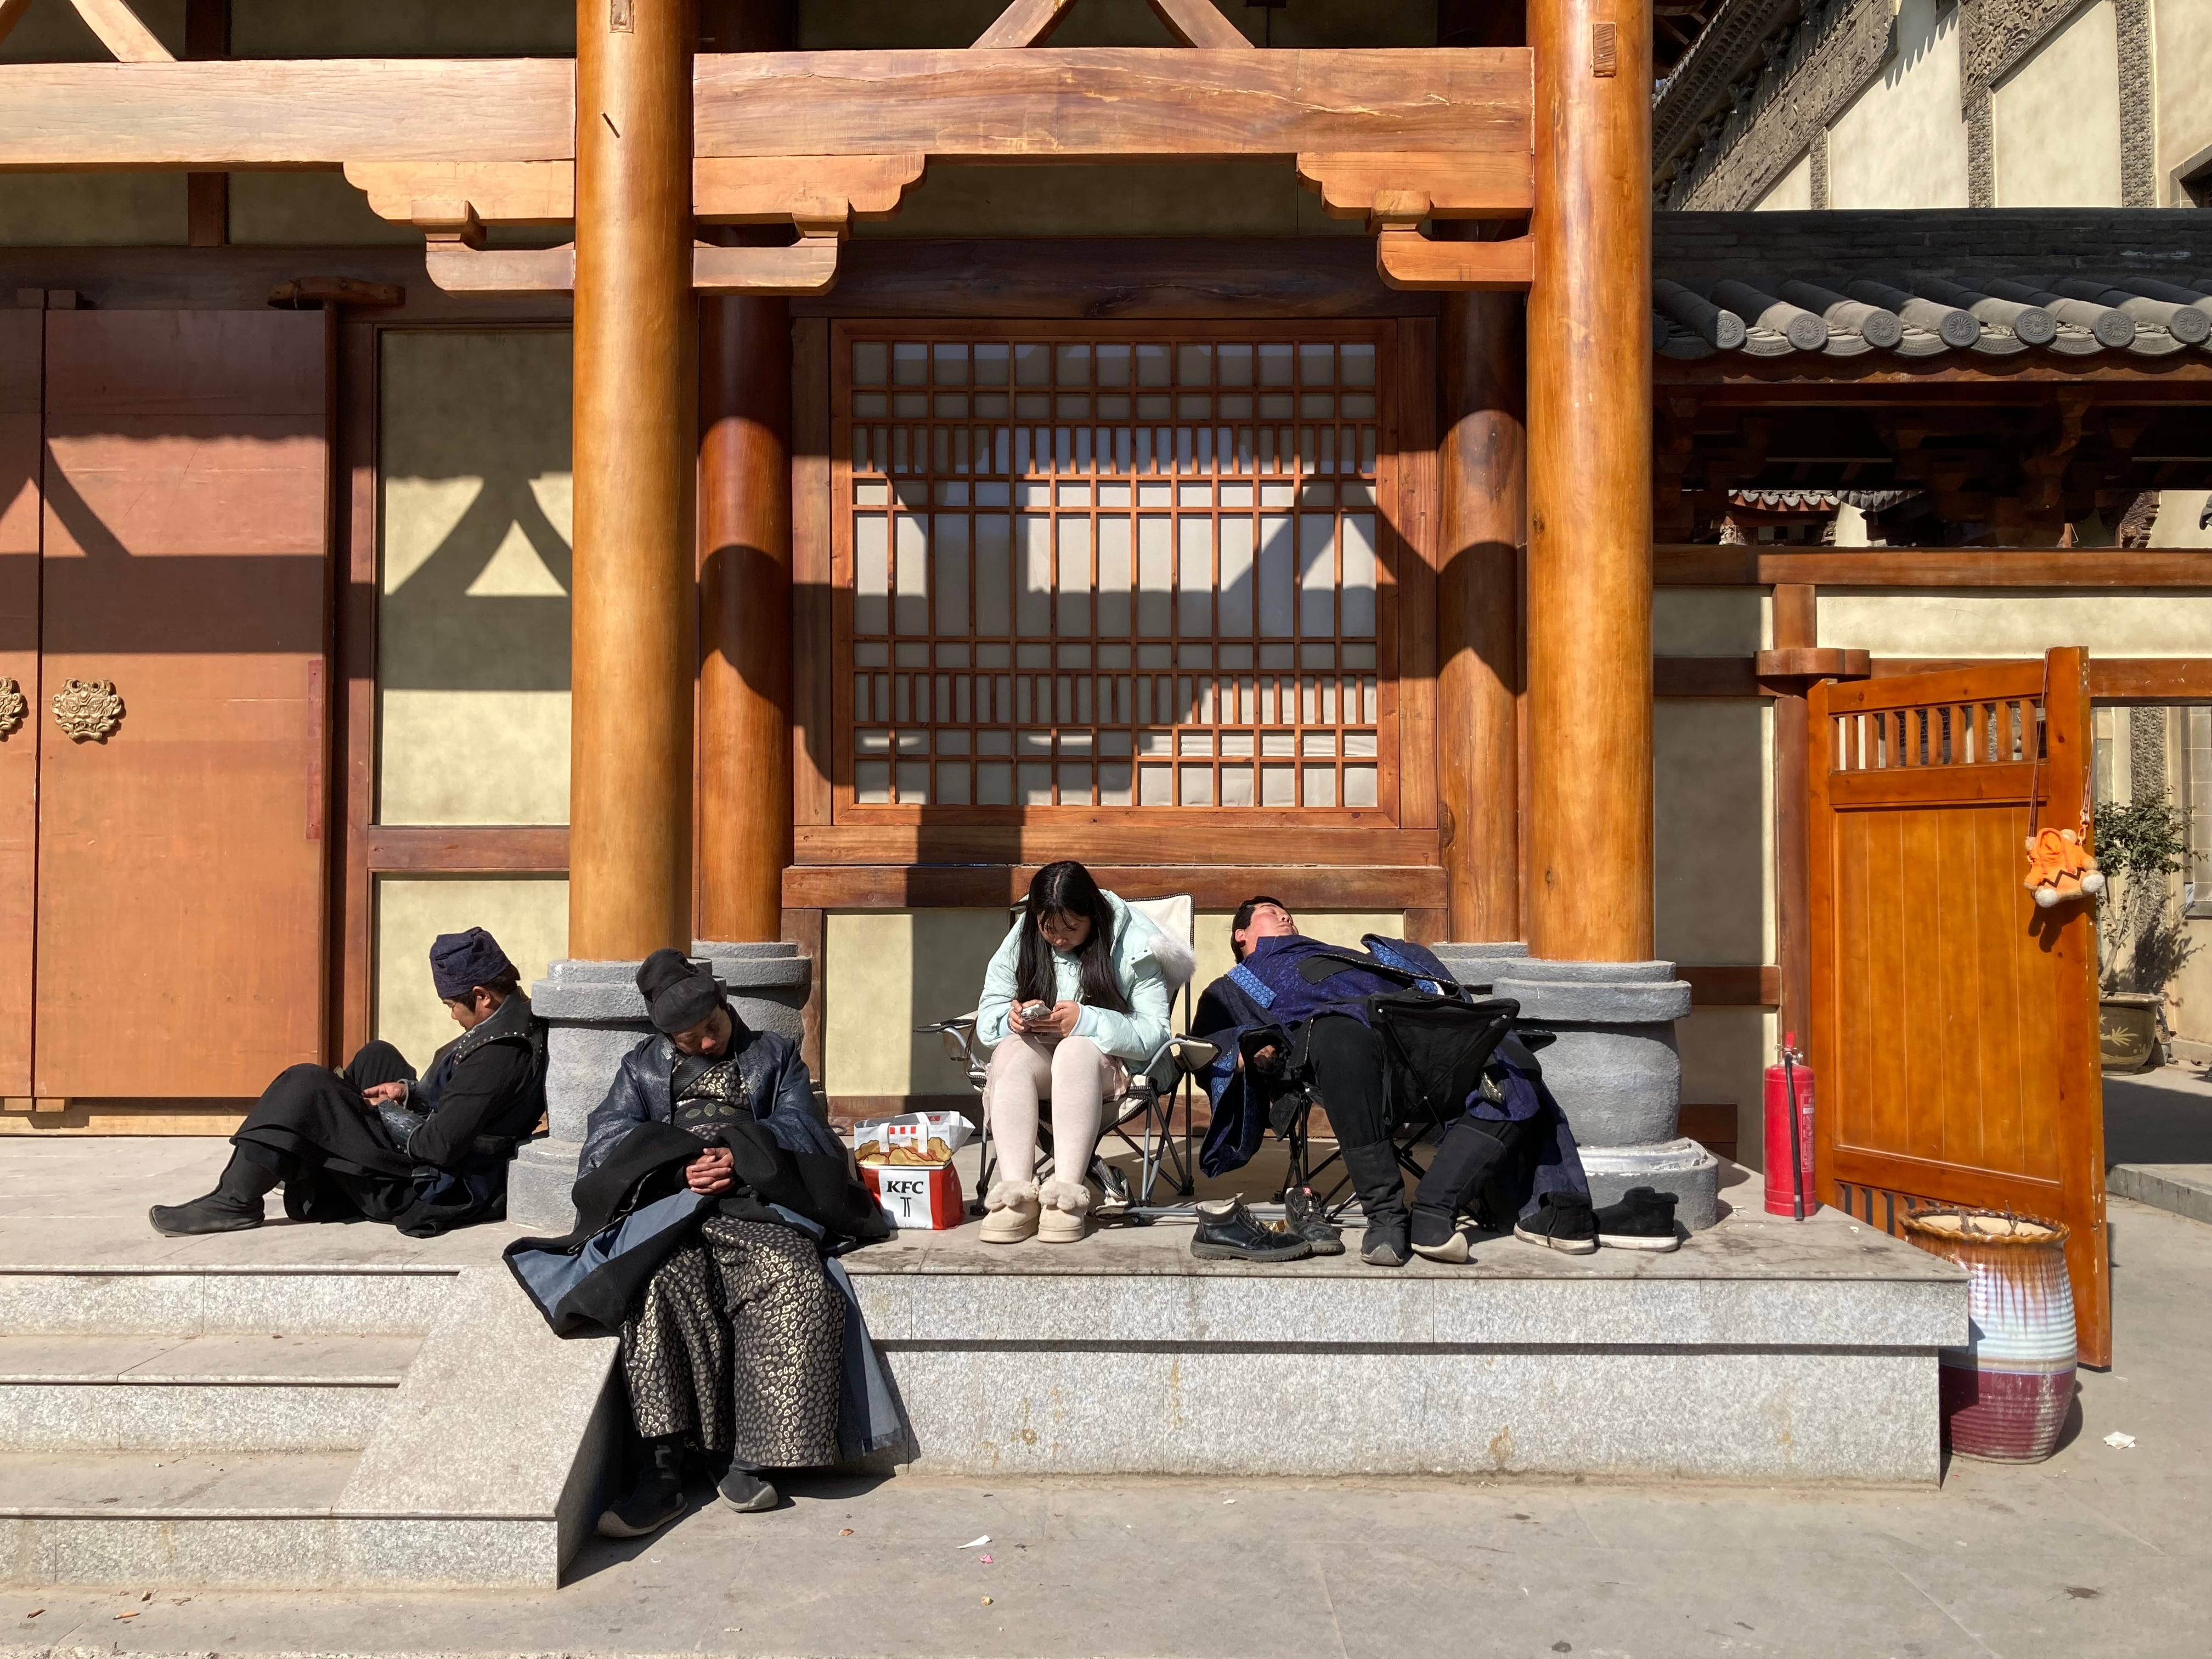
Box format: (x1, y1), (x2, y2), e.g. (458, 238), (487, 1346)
(554, 948), (890, 1536)
(149, 927), (548, 1238)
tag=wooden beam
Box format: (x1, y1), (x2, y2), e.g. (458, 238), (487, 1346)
(422, 242), (577, 296)
(1144, 0), (1252, 50)
(347, 154), (928, 229)
(1867, 658), (2212, 703)
(1376, 227), (1531, 292)
(418, 240), (840, 297)
(973, 0), (1079, 47)
(71, 0), (173, 61)
(693, 49), (1533, 162)
(791, 825), (1440, 866)
(0, 59), (575, 170)
(1654, 546), (2212, 589)
(363, 825), (569, 874)
(1679, 964), (1781, 1007)
(345, 161), (576, 224)
(782, 864), (1449, 911)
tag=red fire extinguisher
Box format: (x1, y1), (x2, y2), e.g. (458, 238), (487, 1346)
(1763, 1034), (1818, 1219)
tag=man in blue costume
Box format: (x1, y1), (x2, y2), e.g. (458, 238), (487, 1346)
(1193, 898), (1599, 1265)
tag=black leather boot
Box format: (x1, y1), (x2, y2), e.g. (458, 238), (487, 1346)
(1409, 1117), (1519, 1263)
(149, 1151), (278, 1237)
(1342, 1141), (1412, 1267)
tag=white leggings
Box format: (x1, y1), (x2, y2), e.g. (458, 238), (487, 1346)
(983, 1032), (1125, 1188)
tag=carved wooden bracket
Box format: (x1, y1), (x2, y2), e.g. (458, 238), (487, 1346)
(1373, 221), (1532, 293)
(1297, 152), (1533, 220)
(1756, 648), (1874, 688)
(345, 155), (926, 230)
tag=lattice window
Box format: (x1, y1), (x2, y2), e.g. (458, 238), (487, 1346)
(833, 326), (1397, 818)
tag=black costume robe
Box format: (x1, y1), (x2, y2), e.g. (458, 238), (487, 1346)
(232, 991), (548, 1236)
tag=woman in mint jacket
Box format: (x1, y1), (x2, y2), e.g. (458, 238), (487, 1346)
(974, 861), (1191, 1244)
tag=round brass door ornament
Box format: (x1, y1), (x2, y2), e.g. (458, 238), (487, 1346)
(52, 678), (124, 742)
(0, 675), (24, 739)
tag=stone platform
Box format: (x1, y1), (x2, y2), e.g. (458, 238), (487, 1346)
(0, 1141), (1965, 1590)
(849, 1159), (1965, 1485)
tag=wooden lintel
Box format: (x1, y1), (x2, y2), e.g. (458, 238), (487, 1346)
(1756, 647), (1872, 682)
(693, 236), (841, 296)
(693, 49), (1532, 162)
(0, 59), (574, 171)
(3, 51), (1528, 176)
(363, 824), (568, 874)
(1299, 151), (1533, 218)
(1655, 545), (2212, 589)
(1376, 227), (1531, 292)
(782, 862), (1448, 911)
(423, 240), (840, 297)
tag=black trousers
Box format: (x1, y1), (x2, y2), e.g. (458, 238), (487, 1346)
(233, 1041), (420, 1189)
(1304, 1014), (1389, 1150)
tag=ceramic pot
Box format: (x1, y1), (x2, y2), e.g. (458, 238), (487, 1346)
(1904, 1208), (2075, 1463)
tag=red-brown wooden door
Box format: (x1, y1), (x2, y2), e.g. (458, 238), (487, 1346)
(1809, 648), (2108, 1364)
(0, 312), (38, 1099)
(32, 310), (332, 1099)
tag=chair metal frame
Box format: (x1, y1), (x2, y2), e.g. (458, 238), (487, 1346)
(914, 895), (1209, 1220)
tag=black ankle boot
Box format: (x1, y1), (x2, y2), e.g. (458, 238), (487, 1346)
(149, 1151), (278, 1237)
(597, 1437), (687, 1539)
(1342, 1141), (1412, 1267)
(1409, 1118), (1518, 1263)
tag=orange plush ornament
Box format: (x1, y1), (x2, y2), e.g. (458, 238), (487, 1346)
(2023, 827), (2106, 909)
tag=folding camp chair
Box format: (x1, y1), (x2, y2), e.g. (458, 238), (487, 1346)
(916, 894), (1207, 1219)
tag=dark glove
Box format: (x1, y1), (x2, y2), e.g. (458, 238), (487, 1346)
(376, 1102), (426, 1156)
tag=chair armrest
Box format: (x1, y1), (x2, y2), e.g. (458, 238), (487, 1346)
(913, 1013), (980, 1035)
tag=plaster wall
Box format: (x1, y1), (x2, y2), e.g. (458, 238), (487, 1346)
(1816, 590), (2212, 656)
(229, 174), (422, 247)
(825, 909), (1406, 1101)
(2148, 491), (2212, 548)
(373, 876), (568, 1069)
(1755, 153), (1816, 211)
(1827, 0), (1973, 209)
(1991, 0), (2125, 206)
(377, 329), (573, 827)
(2154, 0), (2212, 203)
(1654, 587), (1772, 656)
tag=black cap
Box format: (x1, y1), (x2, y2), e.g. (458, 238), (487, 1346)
(429, 928), (515, 1001)
(636, 948), (721, 1036)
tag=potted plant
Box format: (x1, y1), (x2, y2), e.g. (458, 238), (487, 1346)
(2092, 791), (2193, 1073)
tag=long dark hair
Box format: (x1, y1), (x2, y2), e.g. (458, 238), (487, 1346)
(1015, 861), (1129, 1014)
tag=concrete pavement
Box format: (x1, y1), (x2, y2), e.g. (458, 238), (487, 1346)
(1, 1194), (2205, 1658)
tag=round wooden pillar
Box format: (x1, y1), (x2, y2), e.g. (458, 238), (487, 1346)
(1437, 276), (1525, 944)
(696, 291), (793, 942)
(569, 0), (696, 960)
(1525, 0), (1655, 962)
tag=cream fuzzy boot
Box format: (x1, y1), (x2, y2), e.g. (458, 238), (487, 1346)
(979, 1178), (1041, 1244)
(1036, 1177), (1093, 1243)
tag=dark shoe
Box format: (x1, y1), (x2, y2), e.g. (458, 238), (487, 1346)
(1410, 1118), (1516, 1262)
(717, 1467), (780, 1513)
(596, 1441), (686, 1539)
(149, 1192), (264, 1236)
(1514, 1192), (1598, 1255)
(1190, 1196), (1313, 1262)
(1342, 1141), (1412, 1267)
(1596, 1187), (1681, 1252)
(1283, 1184), (1345, 1256)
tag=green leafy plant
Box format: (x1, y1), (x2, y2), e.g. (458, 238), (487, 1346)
(2092, 794), (2190, 883)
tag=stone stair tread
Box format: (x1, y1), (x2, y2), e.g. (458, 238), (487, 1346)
(0, 1448), (360, 1515)
(0, 1331), (420, 1384)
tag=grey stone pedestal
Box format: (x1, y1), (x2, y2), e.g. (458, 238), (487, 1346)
(506, 941), (811, 1233)
(1432, 944), (1720, 1231)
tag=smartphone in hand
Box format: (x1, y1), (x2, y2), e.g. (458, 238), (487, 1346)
(1018, 1000), (1052, 1026)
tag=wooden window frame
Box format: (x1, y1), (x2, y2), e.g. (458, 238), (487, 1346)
(821, 318), (1424, 834)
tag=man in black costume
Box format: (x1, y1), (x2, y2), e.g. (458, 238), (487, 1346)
(150, 927), (547, 1239)
(549, 949), (893, 1539)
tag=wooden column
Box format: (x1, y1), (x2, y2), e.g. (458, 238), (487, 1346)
(1771, 583), (1816, 1045)
(569, 0), (695, 960)
(1525, 0), (1654, 962)
(184, 0), (227, 246)
(695, 0), (792, 944)
(1437, 269), (1525, 943)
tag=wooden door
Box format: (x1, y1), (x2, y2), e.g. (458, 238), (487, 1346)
(1809, 648), (2108, 1364)
(0, 312), (38, 1099)
(34, 311), (332, 1099)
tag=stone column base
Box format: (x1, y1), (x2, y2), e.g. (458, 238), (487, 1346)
(506, 943), (813, 1234)
(1432, 946), (1720, 1231)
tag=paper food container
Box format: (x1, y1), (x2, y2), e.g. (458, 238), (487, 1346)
(861, 1162), (966, 1231)
(850, 1110), (973, 1167)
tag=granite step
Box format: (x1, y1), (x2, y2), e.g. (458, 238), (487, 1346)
(0, 1265), (456, 1337)
(0, 1333), (416, 1452)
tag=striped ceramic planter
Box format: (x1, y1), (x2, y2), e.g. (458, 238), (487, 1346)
(1904, 1209), (2076, 1463)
